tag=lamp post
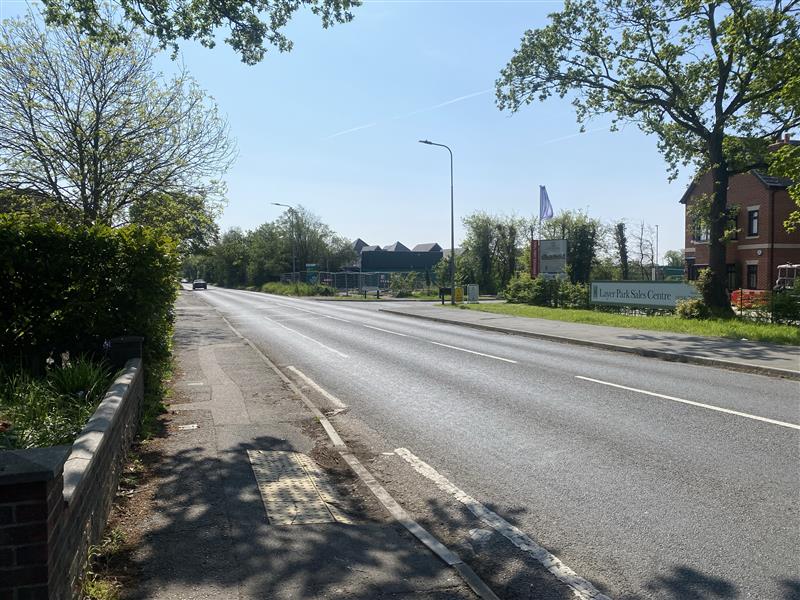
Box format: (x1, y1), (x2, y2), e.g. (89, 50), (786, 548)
(419, 140), (455, 305)
(271, 202), (297, 285)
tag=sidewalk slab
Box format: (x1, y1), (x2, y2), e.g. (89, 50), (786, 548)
(379, 304), (800, 380)
(125, 292), (476, 600)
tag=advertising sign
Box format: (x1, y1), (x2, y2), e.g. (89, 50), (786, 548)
(591, 281), (698, 308)
(539, 239), (567, 278)
(530, 240), (540, 277)
(467, 284), (479, 303)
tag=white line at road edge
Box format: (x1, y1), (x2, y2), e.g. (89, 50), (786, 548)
(287, 366), (348, 410)
(394, 447), (611, 600)
(263, 316), (349, 359)
(363, 324), (408, 337)
(575, 376), (800, 431)
(429, 341), (517, 364)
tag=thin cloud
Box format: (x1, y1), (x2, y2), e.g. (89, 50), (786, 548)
(536, 126), (607, 146)
(322, 122), (379, 140)
(322, 89), (491, 140)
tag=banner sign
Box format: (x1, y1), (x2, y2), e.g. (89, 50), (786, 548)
(539, 239), (567, 277)
(530, 240), (540, 277)
(591, 281), (698, 308)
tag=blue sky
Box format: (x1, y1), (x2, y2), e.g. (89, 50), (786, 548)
(3, 0), (693, 259)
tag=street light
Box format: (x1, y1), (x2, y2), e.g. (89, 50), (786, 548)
(271, 202), (297, 285)
(419, 139), (455, 305)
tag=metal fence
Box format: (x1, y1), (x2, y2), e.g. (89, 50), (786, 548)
(279, 271), (437, 293)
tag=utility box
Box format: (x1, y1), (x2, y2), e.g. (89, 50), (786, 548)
(467, 284), (479, 303)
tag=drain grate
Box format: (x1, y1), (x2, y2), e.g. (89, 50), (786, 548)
(247, 450), (352, 525)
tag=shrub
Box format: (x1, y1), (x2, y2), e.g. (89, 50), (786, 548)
(389, 272), (417, 298)
(0, 216), (179, 372)
(676, 297), (711, 320)
(260, 281), (335, 296)
(504, 274), (588, 309)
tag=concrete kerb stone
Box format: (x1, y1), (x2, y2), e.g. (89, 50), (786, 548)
(378, 308), (800, 381)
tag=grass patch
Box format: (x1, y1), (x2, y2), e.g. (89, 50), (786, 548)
(451, 303), (800, 346)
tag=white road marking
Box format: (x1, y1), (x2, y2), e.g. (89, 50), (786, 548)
(326, 315), (351, 323)
(263, 316), (349, 359)
(575, 376), (800, 431)
(429, 341), (517, 364)
(395, 447), (610, 600)
(286, 366), (348, 410)
(363, 324), (408, 337)
(186, 382), (205, 386)
(271, 315), (331, 323)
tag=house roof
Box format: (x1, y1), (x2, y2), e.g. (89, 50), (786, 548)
(411, 242), (442, 252)
(352, 238), (369, 252)
(680, 169), (794, 204)
(382, 241), (410, 252)
(361, 245), (382, 252)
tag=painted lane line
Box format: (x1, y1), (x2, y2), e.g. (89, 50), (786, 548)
(429, 341), (517, 364)
(326, 315), (351, 323)
(271, 315), (331, 323)
(575, 376), (800, 431)
(263, 316), (349, 359)
(394, 447), (611, 600)
(286, 366), (348, 410)
(362, 324), (408, 337)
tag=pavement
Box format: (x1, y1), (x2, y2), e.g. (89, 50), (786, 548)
(377, 303), (800, 379)
(125, 291), (480, 600)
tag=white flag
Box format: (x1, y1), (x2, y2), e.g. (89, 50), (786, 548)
(539, 185), (554, 221)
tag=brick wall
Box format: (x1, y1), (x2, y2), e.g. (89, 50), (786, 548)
(0, 359), (143, 600)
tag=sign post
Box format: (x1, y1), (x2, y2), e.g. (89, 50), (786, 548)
(530, 240), (540, 278)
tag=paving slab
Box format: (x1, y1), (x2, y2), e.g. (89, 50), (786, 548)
(379, 304), (800, 379)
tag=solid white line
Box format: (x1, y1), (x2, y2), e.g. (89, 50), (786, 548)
(271, 315), (331, 323)
(575, 376), (800, 431)
(263, 316), (349, 358)
(429, 341), (517, 364)
(286, 366), (348, 410)
(326, 315), (351, 323)
(394, 447), (610, 600)
(363, 324), (408, 337)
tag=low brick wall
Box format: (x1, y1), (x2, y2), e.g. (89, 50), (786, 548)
(0, 358), (144, 600)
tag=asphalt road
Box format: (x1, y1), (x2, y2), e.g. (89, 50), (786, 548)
(191, 286), (799, 600)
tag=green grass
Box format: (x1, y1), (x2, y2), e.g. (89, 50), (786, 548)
(450, 303), (800, 346)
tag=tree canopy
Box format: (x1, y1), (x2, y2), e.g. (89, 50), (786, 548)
(0, 15), (235, 227)
(497, 0), (800, 311)
(40, 0), (358, 65)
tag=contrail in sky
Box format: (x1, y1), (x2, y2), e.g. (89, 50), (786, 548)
(322, 88), (492, 140)
(536, 126), (607, 146)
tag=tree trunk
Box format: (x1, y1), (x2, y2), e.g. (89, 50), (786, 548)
(707, 141), (734, 316)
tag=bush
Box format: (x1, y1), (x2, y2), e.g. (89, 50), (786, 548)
(389, 272), (417, 298)
(773, 287), (800, 323)
(676, 297), (711, 320)
(504, 274), (589, 309)
(260, 281), (335, 296)
(0, 357), (112, 449)
(0, 216), (179, 372)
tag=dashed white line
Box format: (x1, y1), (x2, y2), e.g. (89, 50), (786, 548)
(575, 376), (800, 430)
(263, 316), (349, 359)
(429, 341), (517, 364)
(287, 366), (348, 410)
(394, 447), (610, 600)
(363, 324), (408, 337)
(326, 315), (351, 323)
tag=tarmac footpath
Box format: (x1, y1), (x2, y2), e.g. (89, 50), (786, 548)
(125, 291), (482, 600)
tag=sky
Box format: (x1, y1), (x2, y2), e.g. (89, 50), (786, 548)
(1, 0), (694, 260)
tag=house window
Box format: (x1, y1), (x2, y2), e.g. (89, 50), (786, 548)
(747, 209), (759, 236)
(746, 264), (758, 289)
(726, 264), (739, 290)
(692, 220), (709, 243)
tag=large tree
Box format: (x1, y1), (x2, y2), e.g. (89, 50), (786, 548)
(497, 0), (800, 313)
(0, 16), (234, 227)
(41, 0), (358, 65)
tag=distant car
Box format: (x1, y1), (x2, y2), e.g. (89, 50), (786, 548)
(192, 279), (207, 290)
(180, 278), (188, 283)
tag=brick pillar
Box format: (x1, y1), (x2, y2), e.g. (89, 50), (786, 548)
(0, 447), (69, 600)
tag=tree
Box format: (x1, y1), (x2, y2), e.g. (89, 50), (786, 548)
(497, 0), (800, 313)
(541, 211), (602, 284)
(0, 16), (234, 227)
(129, 192), (222, 255)
(663, 250), (684, 268)
(614, 222), (630, 280)
(41, 0), (358, 65)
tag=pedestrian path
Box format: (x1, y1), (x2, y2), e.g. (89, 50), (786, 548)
(126, 292), (477, 600)
(378, 304), (800, 379)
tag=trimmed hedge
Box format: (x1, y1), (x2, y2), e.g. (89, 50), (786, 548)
(0, 216), (178, 371)
(504, 273), (590, 309)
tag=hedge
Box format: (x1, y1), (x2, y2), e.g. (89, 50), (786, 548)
(0, 216), (179, 372)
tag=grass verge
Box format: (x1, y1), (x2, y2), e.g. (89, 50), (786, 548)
(450, 303), (800, 346)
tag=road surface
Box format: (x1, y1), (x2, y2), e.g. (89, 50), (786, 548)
(190, 286), (799, 600)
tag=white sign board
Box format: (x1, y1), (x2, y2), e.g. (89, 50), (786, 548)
(467, 284), (479, 303)
(539, 239), (567, 277)
(591, 281), (698, 308)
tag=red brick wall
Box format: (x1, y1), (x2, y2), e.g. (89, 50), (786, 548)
(683, 171), (800, 290)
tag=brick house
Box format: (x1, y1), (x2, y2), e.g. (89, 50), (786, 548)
(681, 150), (800, 291)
